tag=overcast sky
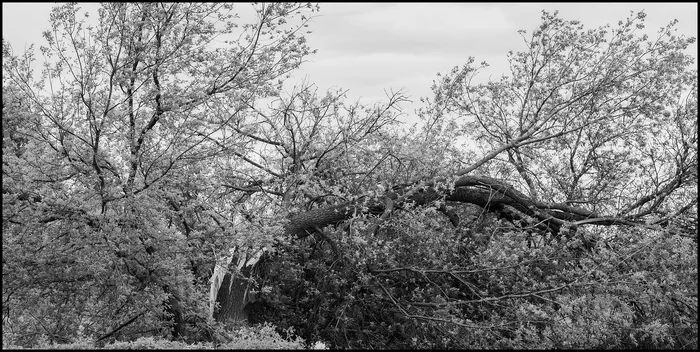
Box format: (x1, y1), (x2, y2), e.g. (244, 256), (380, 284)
(3, 3), (697, 118)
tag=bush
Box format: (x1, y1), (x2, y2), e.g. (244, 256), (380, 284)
(2, 323), (306, 350)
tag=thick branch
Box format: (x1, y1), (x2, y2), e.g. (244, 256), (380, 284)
(284, 174), (659, 239)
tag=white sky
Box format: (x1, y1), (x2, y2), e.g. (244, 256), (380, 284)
(2, 2), (698, 120)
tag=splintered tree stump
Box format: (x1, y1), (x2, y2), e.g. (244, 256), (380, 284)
(212, 260), (257, 324)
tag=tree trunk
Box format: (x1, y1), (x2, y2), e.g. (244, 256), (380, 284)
(283, 175), (594, 239)
(163, 285), (185, 339)
(212, 254), (260, 324)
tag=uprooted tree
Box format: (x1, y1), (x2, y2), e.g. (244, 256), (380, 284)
(3, 3), (697, 349)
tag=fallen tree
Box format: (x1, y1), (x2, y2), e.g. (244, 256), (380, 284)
(212, 173), (696, 324)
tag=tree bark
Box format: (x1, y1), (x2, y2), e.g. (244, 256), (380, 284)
(284, 175), (601, 239)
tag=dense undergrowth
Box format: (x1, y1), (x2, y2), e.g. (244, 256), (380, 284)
(2, 322), (320, 350)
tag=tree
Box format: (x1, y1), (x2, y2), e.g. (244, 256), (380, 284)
(3, 2), (320, 346)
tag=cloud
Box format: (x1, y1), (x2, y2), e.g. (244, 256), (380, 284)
(300, 52), (458, 92)
(308, 4), (515, 58)
(288, 50), (510, 117)
(355, 4), (512, 33)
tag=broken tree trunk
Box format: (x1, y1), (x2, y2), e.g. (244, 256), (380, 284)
(210, 251), (263, 324)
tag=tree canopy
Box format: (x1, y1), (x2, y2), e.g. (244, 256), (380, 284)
(3, 4), (697, 349)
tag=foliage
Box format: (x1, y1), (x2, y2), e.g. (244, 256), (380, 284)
(2, 322), (306, 349)
(247, 205), (697, 349)
(2, 4), (697, 350)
